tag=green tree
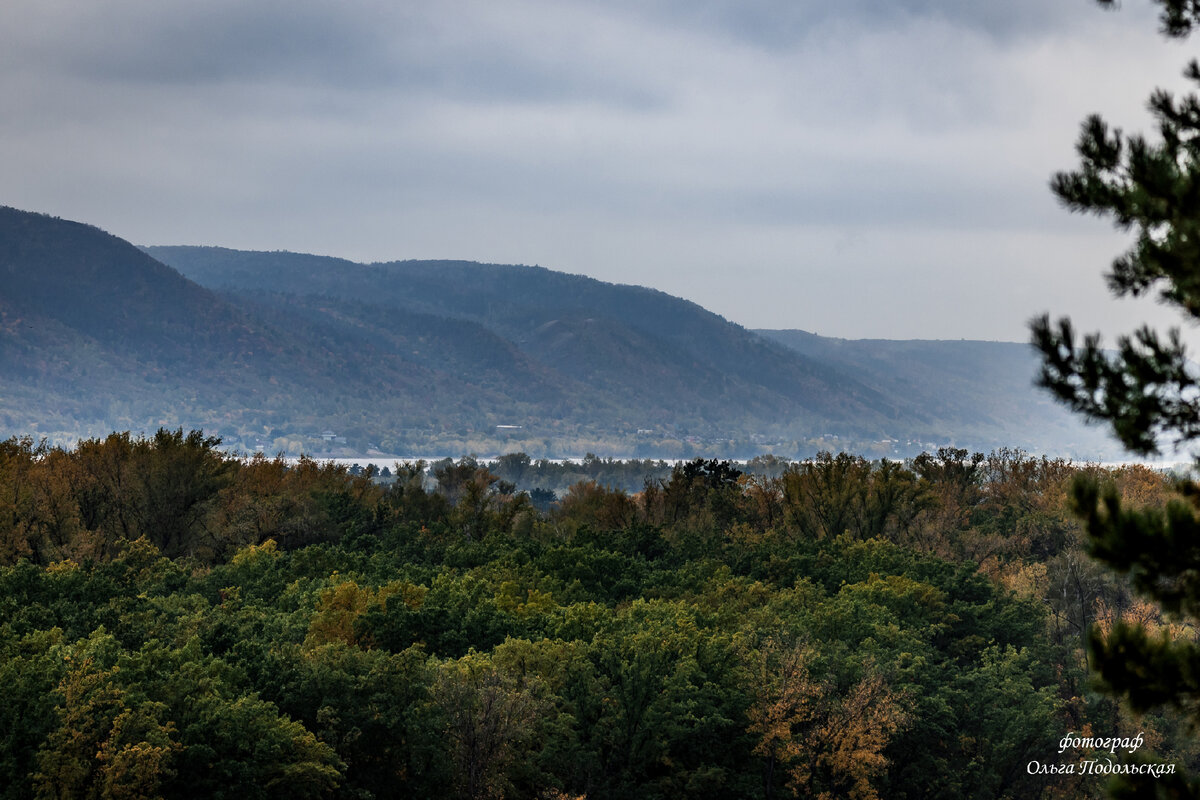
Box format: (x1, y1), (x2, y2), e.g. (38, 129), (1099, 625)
(1030, 0), (1200, 794)
(0, 627), (70, 800)
(33, 634), (180, 800)
(0, 437), (50, 564)
(780, 452), (924, 542)
(781, 452), (871, 540)
(432, 653), (543, 800)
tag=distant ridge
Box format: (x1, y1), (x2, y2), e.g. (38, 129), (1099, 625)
(145, 246), (901, 425)
(754, 329), (1109, 456)
(0, 206), (1117, 457)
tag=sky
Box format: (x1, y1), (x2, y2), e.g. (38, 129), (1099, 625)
(2, 0), (1198, 341)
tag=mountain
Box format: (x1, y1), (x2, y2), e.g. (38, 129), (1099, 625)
(754, 329), (1115, 458)
(144, 247), (901, 427)
(0, 206), (1117, 458)
(0, 208), (603, 451)
(146, 245), (1117, 457)
(142, 246), (929, 450)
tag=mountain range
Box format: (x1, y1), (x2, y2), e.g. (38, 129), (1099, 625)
(0, 205), (1116, 459)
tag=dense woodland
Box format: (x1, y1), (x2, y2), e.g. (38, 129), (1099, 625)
(0, 430), (1192, 799)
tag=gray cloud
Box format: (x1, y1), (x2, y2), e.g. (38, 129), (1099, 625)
(0, 0), (666, 108)
(2, 1), (389, 82)
(591, 0), (1152, 48)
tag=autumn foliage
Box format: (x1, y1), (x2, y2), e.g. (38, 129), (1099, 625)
(0, 433), (1193, 799)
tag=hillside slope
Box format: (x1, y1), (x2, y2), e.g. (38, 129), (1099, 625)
(147, 245), (1118, 456)
(146, 247), (909, 439)
(755, 329), (1115, 457)
(0, 208), (1118, 457)
(0, 209), (605, 450)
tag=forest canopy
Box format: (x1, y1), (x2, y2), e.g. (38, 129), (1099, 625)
(0, 430), (1191, 799)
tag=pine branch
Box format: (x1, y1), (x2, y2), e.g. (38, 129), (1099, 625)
(1030, 315), (1200, 455)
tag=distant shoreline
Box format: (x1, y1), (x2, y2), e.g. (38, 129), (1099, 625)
(266, 454), (1195, 473)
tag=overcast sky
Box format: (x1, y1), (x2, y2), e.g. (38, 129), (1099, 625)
(3, 0), (1197, 340)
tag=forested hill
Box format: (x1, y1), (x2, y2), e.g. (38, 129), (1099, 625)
(144, 246), (894, 427)
(0, 205), (1115, 457)
(755, 329), (1110, 460)
(0, 208), (601, 447)
(148, 244), (1115, 457)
